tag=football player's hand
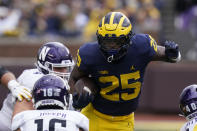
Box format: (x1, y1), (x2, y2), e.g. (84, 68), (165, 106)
(164, 41), (181, 62)
(8, 80), (32, 101)
(72, 90), (94, 109)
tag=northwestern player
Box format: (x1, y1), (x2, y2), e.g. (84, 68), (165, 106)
(0, 66), (31, 131)
(179, 84), (197, 131)
(69, 12), (181, 131)
(12, 74), (89, 131)
(0, 42), (74, 131)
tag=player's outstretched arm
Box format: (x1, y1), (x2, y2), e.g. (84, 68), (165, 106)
(152, 41), (181, 62)
(0, 66), (32, 101)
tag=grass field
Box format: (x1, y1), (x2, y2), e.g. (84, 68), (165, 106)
(135, 120), (184, 131)
(135, 113), (185, 131)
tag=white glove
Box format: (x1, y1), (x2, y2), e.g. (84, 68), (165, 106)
(8, 80), (32, 101)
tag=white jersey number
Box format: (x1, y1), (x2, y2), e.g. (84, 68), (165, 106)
(35, 118), (66, 131)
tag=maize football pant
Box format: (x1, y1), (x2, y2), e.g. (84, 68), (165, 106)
(81, 103), (134, 131)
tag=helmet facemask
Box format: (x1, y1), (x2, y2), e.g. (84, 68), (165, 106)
(98, 33), (131, 63)
(45, 60), (74, 81)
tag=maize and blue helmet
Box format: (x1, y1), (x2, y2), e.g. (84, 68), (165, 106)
(96, 12), (133, 63)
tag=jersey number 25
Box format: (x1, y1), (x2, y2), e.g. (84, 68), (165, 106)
(99, 71), (141, 101)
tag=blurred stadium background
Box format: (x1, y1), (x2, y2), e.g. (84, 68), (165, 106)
(1, 0), (197, 130)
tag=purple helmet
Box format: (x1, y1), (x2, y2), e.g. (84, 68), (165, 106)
(32, 74), (70, 110)
(179, 84), (197, 119)
(36, 42), (74, 80)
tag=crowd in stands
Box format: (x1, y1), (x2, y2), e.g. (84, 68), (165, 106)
(0, 0), (163, 42)
(174, 0), (197, 61)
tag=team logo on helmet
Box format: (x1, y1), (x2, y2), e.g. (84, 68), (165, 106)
(36, 42), (74, 80)
(97, 12), (132, 37)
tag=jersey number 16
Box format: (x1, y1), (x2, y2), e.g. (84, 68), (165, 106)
(35, 118), (66, 131)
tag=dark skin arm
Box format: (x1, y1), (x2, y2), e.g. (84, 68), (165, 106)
(79, 128), (84, 131)
(69, 64), (98, 97)
(69, 65), (97, 110)
(68, 65), (88, 94)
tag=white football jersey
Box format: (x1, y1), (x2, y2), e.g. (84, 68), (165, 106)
(12, 110), (89, 131)
(180, 117), (197, 131)
(0, 68), (43, 128)
(17, 68), (44, 91)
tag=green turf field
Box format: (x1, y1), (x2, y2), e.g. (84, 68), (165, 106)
(135, 120), (184, 131)
(135, 121), (184, 131)
(134, 113), (185, 131)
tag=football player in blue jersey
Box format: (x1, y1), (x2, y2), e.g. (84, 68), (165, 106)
(69, 11), (181, 131)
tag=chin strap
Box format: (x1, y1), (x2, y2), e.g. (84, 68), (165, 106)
(107, 55), (114, 63)
(186, 111), (197, 121)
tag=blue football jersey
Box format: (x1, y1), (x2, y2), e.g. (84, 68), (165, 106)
(76, 34), (157, 116)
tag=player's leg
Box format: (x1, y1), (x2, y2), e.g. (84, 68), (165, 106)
(81, 103), (134, 131)
(92, 109), (134, 131)
(81, 103), (99, 131)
